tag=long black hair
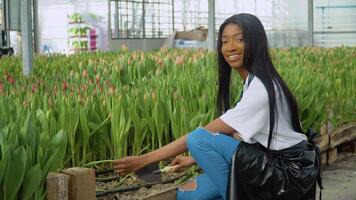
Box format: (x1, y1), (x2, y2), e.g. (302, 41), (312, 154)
(217, 13), (303, 148)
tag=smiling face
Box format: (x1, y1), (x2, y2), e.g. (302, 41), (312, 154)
(221, 23), (245, 71)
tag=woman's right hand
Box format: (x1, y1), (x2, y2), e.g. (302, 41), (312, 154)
(170, 155), (196, 172)
(112, 156), (147, 176)
(112, 134), (190, 175)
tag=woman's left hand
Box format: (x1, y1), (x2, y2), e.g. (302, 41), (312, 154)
(170, 155), (196, 172)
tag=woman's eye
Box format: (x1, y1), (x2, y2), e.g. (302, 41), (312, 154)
(222, 40), (228, 44)
(236, 38), (243, 42)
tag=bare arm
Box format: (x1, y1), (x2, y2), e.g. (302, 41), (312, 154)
(204, 117), (236, 134)
(141, 134), (188, 166)
(113, 117), (238, 174)
(142, 118), (237, 165)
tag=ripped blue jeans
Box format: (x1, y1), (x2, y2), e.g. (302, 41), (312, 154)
(177, 128), (240, 200)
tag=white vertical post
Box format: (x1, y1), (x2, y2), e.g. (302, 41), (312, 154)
(4, 0), (11, 47)
(33, 0), (40, 53)
(308, 0), (314, 46)
(208, 0), (215, 50)
(21, 0), (33, 75)
(108, 0), (112, 50)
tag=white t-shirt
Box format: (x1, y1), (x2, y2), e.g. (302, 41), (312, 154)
(220, 74), (307, 150)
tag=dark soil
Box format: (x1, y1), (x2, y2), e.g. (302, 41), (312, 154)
(96, 171), (189, 200)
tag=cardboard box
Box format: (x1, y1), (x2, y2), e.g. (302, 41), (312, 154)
(174, 39), (207, 49)
(175, 30), (208, 41)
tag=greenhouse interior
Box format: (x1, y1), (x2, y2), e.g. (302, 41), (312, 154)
(0, 0), (355, 199)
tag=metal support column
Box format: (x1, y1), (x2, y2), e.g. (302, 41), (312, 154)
(308, 0), (314, 46)
(21, 0), (33, 75)
(4, 0), (10, 47)
(208, 0), (215, 50)
(108, 0), (112, 41)
(114, 0), (119, 38)
(142, 0), (145, 38)
(33, 0), (40, 53)
(172, 0), (175, 31)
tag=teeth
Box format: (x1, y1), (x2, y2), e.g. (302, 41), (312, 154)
(228, 55), (239, 61)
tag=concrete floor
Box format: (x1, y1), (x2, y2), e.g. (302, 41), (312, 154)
(317, 153), (356, 200)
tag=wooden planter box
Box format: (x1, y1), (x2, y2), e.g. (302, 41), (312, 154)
(47, 167), (96, 200)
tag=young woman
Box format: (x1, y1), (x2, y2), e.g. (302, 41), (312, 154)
(113, 13), (321, 200)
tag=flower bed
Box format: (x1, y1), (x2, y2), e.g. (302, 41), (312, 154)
(0, 47), (355, 199)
